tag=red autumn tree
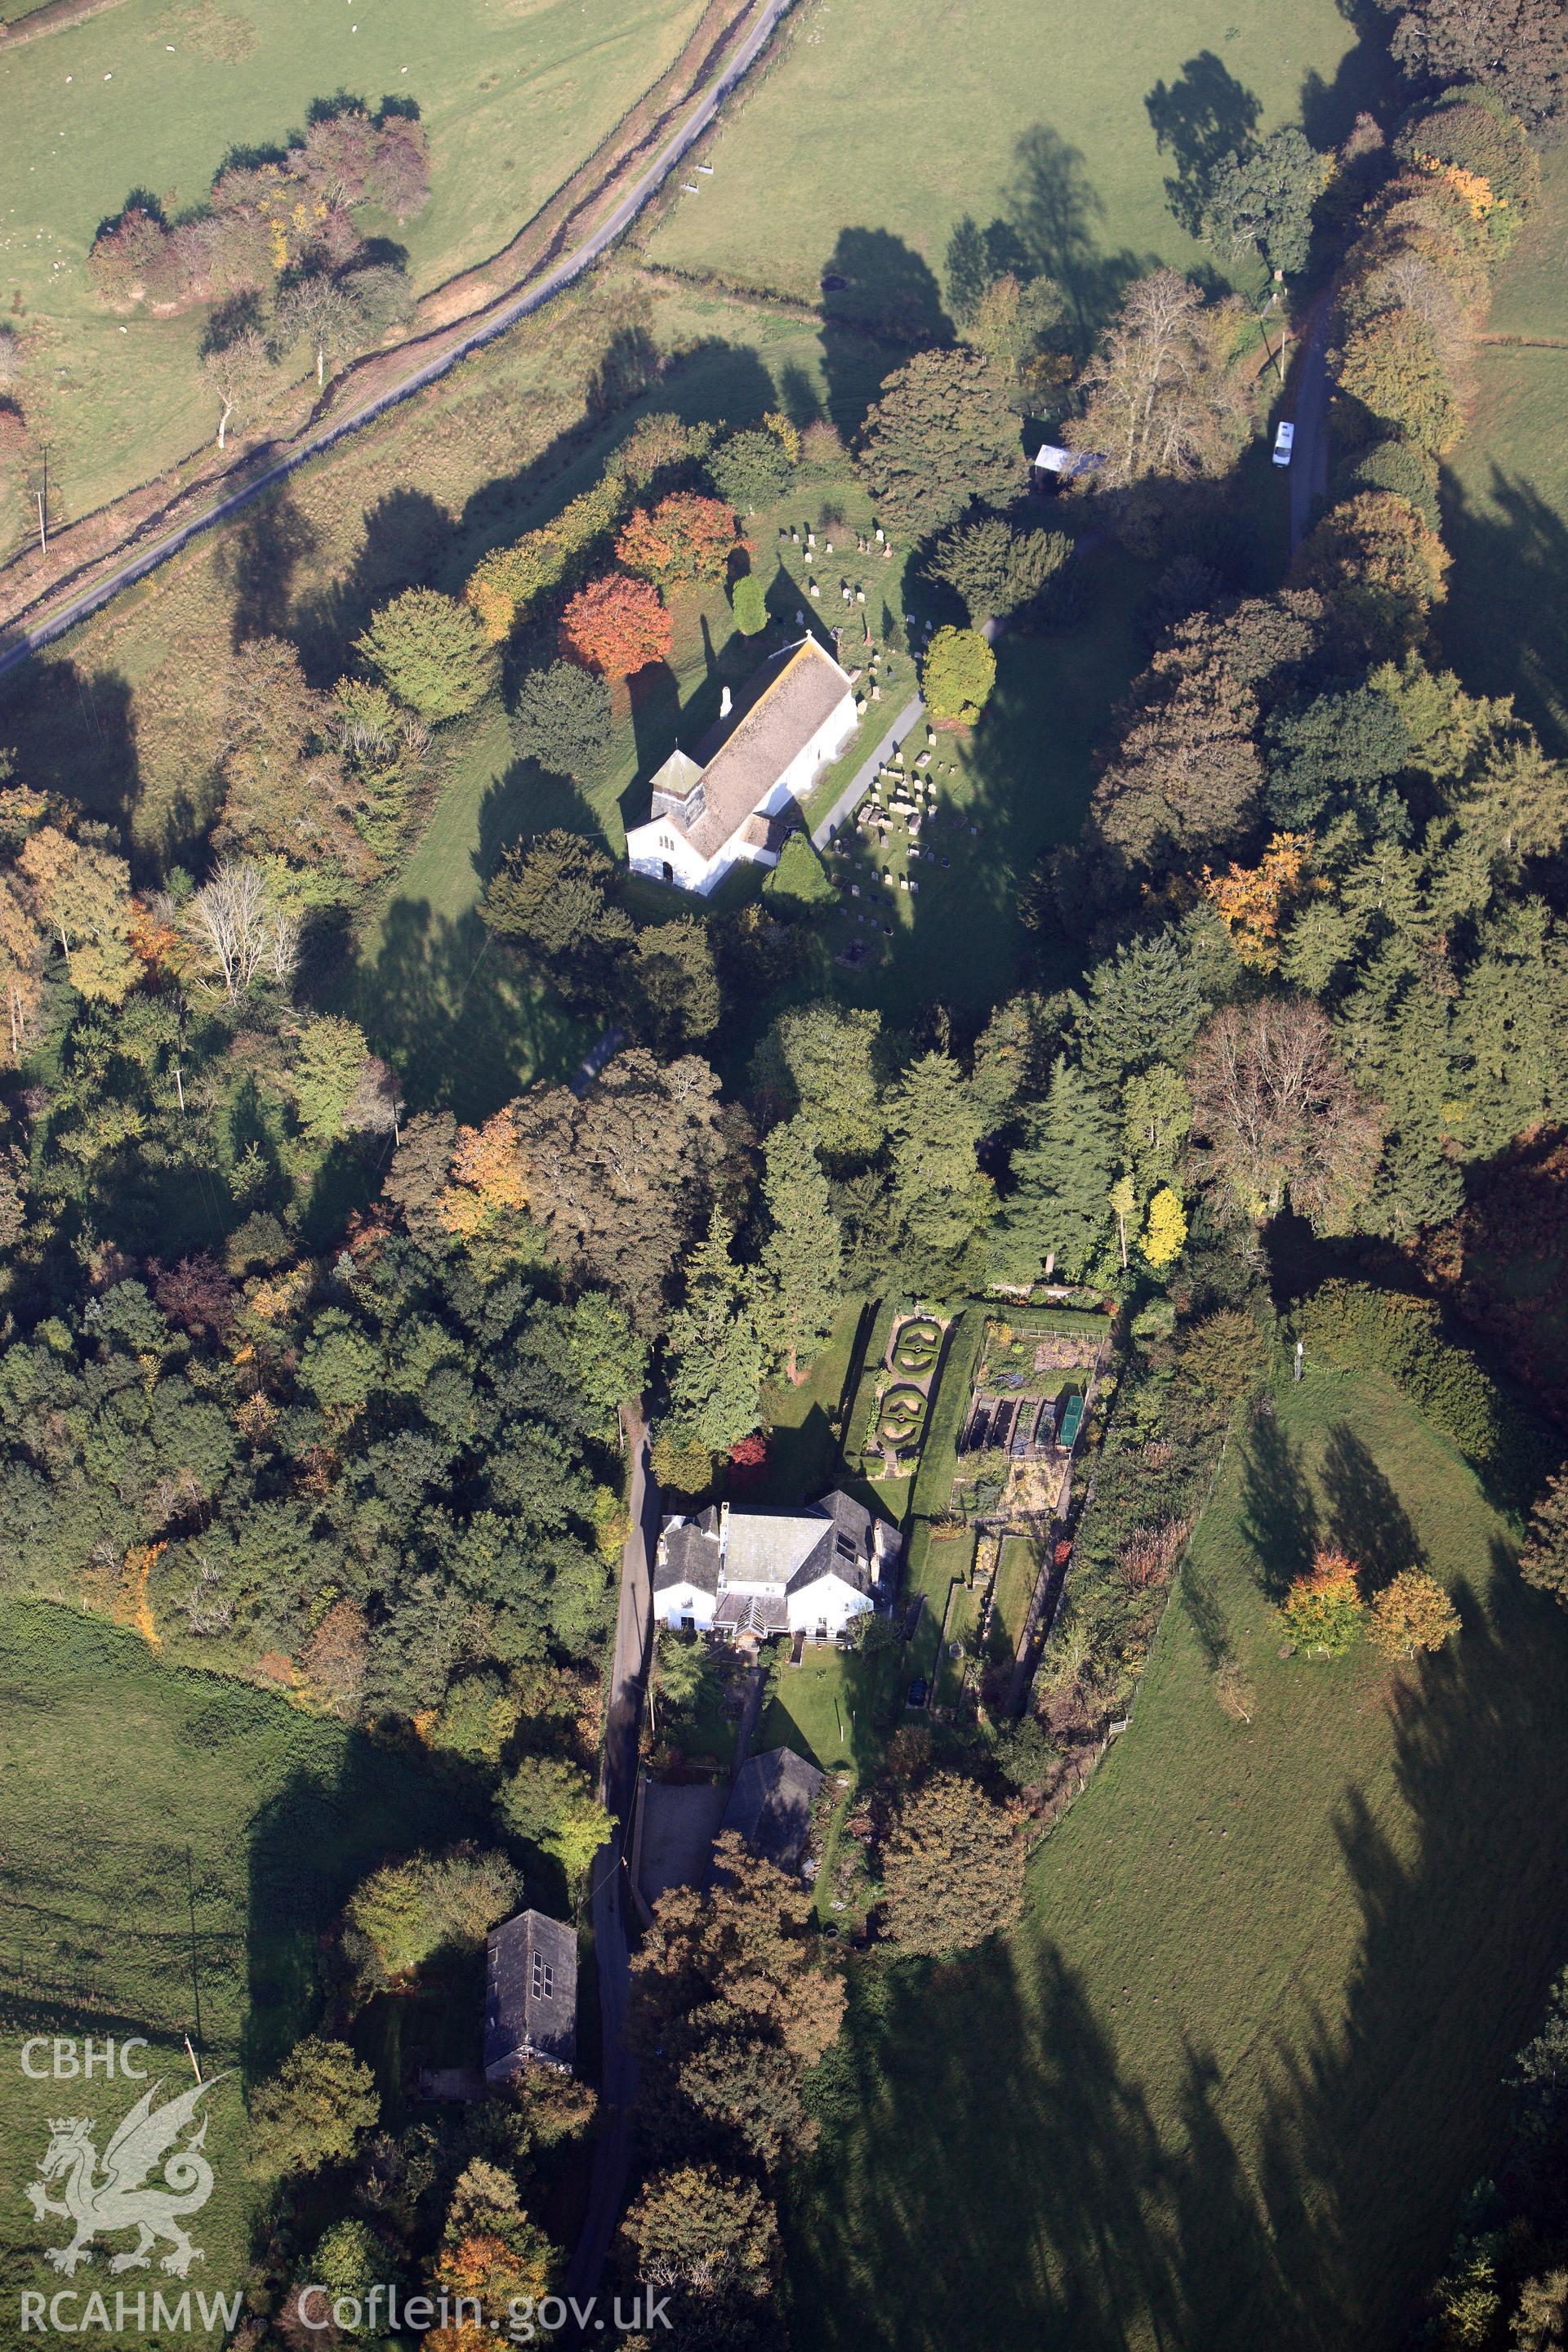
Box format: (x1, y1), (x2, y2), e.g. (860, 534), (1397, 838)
(559, 573), (673, 679)
(615, 492), (739, 586)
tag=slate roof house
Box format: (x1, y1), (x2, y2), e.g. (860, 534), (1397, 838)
(721, 1746), (826, 1875)
(483, 1909), (577, 2081)
(653, 1489), (899, 1642)
(625, 635), (858, 896)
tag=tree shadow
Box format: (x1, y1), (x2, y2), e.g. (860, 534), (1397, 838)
(245, 1744), (488, 2081)
(344, 895), (586, 1121)
(1319, 1422), (1426, 1592)
(1238, 1410), (1319, 1597)
(0, 659), (142, 843)
(1000, 125), (1153, 356)
(1438, 461), (1568, 758)
(1145, 51), (1262, 239)
(1179, 1557), (1232, 1666)
(473, 756), (600, 885)
(289, 486), (454, 684)
(820, 227), (950, 439)
(214, 483), (320, 648)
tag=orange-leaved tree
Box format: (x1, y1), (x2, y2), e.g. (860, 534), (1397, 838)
(615, 491), (739, 586)
(559, 572), (672, 679)
(440, 1108), (529, 1241)
(1205, 831), (1316, 970)
(1367, 1567), (1460, 1659)
(1282, 1548), (1363, 1657)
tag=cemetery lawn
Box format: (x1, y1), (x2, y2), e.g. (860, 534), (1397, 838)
(787, 1365), (1568, 2352)
(644, 0), (1383, 342)
(1440, 140), (1568, 755)
(0, 0), (708, 528)
(0, 1599), (480, 2343)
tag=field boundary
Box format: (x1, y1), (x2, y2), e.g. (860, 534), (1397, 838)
(0, 0), (795, 662)
(0, 0), (128, 47)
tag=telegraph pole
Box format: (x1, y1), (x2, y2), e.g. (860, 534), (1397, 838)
(35, 443), (47, 555)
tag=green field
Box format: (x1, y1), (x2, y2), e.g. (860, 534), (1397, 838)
(0, 1601), (478, 2339)
(787, 1365), (1568, 2352)
(646, 0), (1382, 347)
(1440, 144), (1568, 755)
(0, 0), (707, 525)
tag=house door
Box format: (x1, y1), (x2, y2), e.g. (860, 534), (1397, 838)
(662, 860), (674, 883)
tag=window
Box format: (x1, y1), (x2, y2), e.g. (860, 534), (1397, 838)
(531, 1955), (554, 2002)
(681, 1614), (695, 1633)
(835, 1532), (858, 1561)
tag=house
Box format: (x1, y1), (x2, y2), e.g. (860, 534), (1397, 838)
(720, 1746), (825, 1875)
(625, 635), (858, 896)
(483, 1909), (577, 2081)
(653, 1490), (899, 1643)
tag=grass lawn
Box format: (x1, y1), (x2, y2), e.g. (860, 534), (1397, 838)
(753, 1297), (867, 1507)
(758, 1644), (893, 1780)
(1440, 142), (1568, 754)
(903, 1524), (975, 1684)
(645, 0), (1382, 350)
(0, 0), (707, 528)
(787, 1365), (1568, 2351)
(933, 1579), (981, 1708)
(0, 1599), (482, 2339)
(988, 1534), (1042, 1666)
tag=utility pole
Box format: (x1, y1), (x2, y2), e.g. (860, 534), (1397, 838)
(35, 443), (47, 556)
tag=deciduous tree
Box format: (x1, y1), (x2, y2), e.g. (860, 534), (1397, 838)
(1190, 997), (1383, 1227)
(559, 572), (673, 678)
(1067, 269), (1252, 490)
(1282, 1548), (1363, 1656)
(356, 589), (497, 719)
(879, 1771), (1027, 1955)
(921, 625), (996, 725)
(616, 492), (739, 586)
(247, 2036), (379, 2176)
(1368, 1567), (1460, 1657)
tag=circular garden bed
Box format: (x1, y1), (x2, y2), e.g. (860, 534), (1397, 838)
(890, 1316), (942, 1378)
(875, 1383), (929, 1451)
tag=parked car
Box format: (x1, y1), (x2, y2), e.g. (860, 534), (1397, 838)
(1273, 420), (1295, 467)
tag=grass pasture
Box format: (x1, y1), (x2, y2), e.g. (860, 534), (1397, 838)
(0, 1600), (478, 2341)
(788, 1366), (1568, 2352)
(1440, 140), (1568, 755)
(0, 0), (709, 525)
(646, 0), (1383, 351)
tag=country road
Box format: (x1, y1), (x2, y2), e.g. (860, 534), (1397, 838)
(1290, 300), (1333, 555)
(0, 0), (795, 686)
(566, 1404), (660, 2306)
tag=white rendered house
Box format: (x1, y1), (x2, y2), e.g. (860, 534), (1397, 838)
(626, 635), (858, 896)
(653, 1490), (900, 1642)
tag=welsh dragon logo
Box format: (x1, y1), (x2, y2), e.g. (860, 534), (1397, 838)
(26, 2075), (226, 2278)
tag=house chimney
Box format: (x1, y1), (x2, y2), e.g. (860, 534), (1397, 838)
(719, 685), (733, 719)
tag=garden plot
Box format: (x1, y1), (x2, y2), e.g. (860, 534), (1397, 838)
(849, 1310), (951, 1479)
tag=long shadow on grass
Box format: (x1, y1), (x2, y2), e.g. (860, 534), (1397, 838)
(350, 896), (585, 1120)
(245, 1738), (488, 2079)
(788, 1552), (1568, 2350)
(1253, 1555), (1568, 2344)
(1319, 1423), (1426, 1592)
(1238, 1408), (1319, 1598)
(1145, 53), (1261, 240)
(1438, 465), (1568, 757)
(789, 1942), (1298, 2350)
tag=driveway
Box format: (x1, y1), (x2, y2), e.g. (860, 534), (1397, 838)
(1290, 300), (1333, 554)
(565, 1405), (659, 2302)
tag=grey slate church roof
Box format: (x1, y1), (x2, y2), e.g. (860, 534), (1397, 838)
(644, 636), (853, 865)
(483, 1909), (577, 2079)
